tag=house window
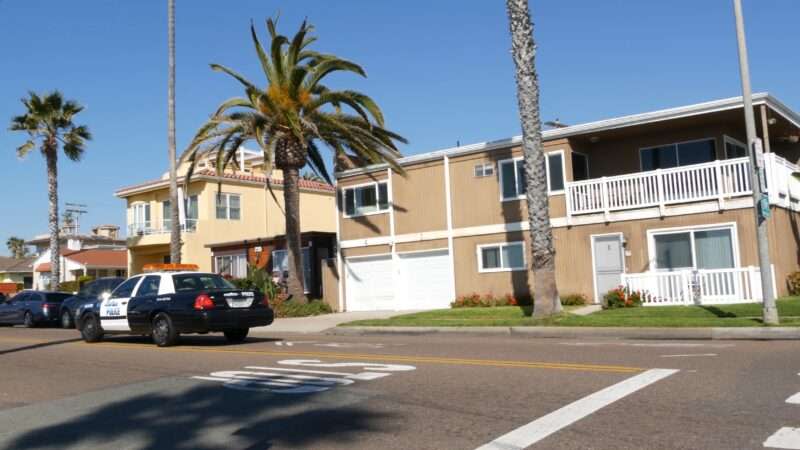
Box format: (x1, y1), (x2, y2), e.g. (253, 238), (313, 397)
(214, 254), (247, 278)
(477, 242), (526, 272)
(499, 151), (565, 200)
(640, 138), (716, 171)
(474, 163), (495, 178)
(164, 195), (198, 230)
(272, 248), (312, 293)
(571, 152), (589, 181)
(131, 203), (150, 234)
(651, 225), (736, 271)
(724, 136), (747, 159)
(216, 193), (241, 220)
(342, 182), (389, 217)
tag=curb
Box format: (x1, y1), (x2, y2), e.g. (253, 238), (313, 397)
(327, 326), (800, 340)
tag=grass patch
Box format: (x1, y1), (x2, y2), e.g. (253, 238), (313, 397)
(342, 298), (800, 327)
(275, 299), (332, 318)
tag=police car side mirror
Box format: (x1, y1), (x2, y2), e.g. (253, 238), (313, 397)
(100, 292), (111, 301)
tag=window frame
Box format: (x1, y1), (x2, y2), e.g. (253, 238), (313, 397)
(214, 253), (247, 278)
(499, 150), (566, 201)
(271, 247), (312, 293)
(215, 193), (241, 221)
(646, 222), (740, 271)
(638, 137), (717, 171)
(723, 135), (748, 159)
(474, 163), (495, 178)
(341, 181), (390, 218)
(476, 241), (527, 273)
(130, 202), (151, 232)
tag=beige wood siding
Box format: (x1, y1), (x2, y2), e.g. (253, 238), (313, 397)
(338, 172), (391, 240)
(393, 162), (447, 234)
(767, 207), (800, 296)
(396, 239), (448, 253)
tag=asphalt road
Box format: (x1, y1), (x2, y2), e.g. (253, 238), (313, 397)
(0, 326), (798, 449)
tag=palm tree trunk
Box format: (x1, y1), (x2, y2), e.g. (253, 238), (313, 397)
(506, 0), (561, 317)
(282, 167), (307, 303)
(167, 0), (181, 264)
(45, 148), (60, 291)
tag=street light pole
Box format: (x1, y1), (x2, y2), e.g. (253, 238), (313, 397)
(733, 0), (778, 325)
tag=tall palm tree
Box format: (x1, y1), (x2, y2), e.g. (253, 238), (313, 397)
(10, 91), (91, 290)
(506, 0), (562, 317)
(184, 18), (406, 302)
(6, 237), (28, 259)
(167, 0), (181, 263)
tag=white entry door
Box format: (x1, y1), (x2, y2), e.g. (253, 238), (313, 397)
(345, 255), (395, 311)
(592, 234), (625, 303)
(397, 250), (453, 310)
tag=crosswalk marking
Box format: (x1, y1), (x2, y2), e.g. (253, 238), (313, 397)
(764, 427), (800, 449)
(787, 393), (800, 405)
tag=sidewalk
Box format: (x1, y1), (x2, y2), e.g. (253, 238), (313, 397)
(250, 310), (405, 334)
(329, 326), (800, 340)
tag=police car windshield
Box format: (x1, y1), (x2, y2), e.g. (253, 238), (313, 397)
(172, 274), (235, 292)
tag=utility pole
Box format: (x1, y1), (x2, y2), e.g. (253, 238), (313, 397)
(733, 0), (778, 325)
(64, 203), (88, 235)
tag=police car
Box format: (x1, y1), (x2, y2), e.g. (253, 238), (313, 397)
(76, 264), (274, 347)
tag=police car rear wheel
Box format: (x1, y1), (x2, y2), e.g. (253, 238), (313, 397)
(152, 313), (178, 347)
(80, 315), (103, 343)
(23, 312), (35, 328)
(223, 328), (249, 344)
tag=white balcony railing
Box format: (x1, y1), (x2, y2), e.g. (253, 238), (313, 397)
(765, 152), (800, 208)
(566, 157), (752, 217)
(620, 265), (776, 306)
(127, 219), (198, 237)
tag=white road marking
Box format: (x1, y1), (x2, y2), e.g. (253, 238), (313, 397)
(660, 353), (718, 358)
(787, 393), (800, 405)
(764, 427), (800, 449)
(476, 368), (679, 450)
(245, 366), (390, 381)
(275, 340), (398, 349)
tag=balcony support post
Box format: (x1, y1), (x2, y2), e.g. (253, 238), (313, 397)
(600, 177), (610, 221)
(655, 169), (665, 217)
(714, 160), (725, 210)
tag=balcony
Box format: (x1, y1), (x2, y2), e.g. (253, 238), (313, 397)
(127, 219), (198, 237)
(565, 153), (800, 219)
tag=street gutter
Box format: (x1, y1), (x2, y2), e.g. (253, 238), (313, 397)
(328, 326), (800, 340)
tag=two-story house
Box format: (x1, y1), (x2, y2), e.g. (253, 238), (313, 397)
(333, 94), (800, 311)
(115, 147), (337, 297)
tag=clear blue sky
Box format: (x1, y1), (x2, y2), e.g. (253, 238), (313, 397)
(1, 1), (798, 255)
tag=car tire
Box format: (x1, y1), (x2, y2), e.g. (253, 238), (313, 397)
(23, 311), (35, 328)
(151, 313), (179, 347)
(61, 311), (74, 329)
(223, 328), (249, 344)
(80, 314), (104, 343)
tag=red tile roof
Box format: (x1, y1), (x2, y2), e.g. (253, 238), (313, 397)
(35, 262), (51, 273)
(63, 249), (127, 268)
(115, 170), (334, 195)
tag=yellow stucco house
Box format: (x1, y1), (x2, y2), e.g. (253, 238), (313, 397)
(115, 148), (336, 276)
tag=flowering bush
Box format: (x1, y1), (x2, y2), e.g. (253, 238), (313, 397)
(603, 286), (643, 309)
(451, 293), (524, 308)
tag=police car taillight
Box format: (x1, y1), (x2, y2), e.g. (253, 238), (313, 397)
(261, 295), (270, 307)
(194, 294), (215, 310)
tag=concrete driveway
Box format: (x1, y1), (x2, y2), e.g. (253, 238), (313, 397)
(251, 310), (405, 334)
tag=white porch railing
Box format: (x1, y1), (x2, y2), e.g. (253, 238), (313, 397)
(620, 265), (776, 306)
(127, 219), (198, 237)
(567, 158), (752, 217)
(764, 152), (800, 209)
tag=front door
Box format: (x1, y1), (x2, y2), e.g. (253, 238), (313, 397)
(100, 276), (141, 332)
(593, 234), (625, 303)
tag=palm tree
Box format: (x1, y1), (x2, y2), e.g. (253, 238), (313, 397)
(167, 0), (181, 263)
(300, 171), (324, 183)
(6, 237), (28, 259)
(184, 18), (406, 302)
(10, 91), (91, 290)
(506, 0), (562, 317)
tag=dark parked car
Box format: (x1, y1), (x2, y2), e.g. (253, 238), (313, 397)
(60, 277), (125, 329)
(0, 291), (72, 327)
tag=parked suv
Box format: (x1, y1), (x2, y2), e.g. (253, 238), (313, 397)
(0, 291), (72, 327)
(60, 277), (125, 329)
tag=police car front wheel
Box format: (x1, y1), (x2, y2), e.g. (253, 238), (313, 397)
(151, 313), (179, 347)
(80, 315), (104, 343)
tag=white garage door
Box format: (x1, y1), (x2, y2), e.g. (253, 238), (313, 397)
(345, 255), (395, 311)
(398, 250), (453, 310)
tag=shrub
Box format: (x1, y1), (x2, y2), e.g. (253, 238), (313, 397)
(603, 286), (643, 309)
(274, 299), (332, 318)
(560, 293), (588, 306)
(788, 271), (800, 296)
(450, 293), (530, 308)
(57, 276), (94, 293)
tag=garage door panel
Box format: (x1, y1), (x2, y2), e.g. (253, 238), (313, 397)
(398, 250), (453, 310)
(345, 255), (394, 311)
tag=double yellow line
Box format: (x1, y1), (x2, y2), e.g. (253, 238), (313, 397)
(0, 336), (642, 374)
